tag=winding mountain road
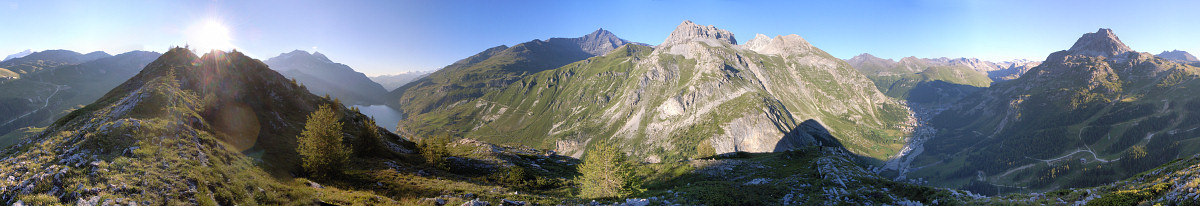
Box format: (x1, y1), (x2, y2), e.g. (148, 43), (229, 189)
(1, 81), (64, 127)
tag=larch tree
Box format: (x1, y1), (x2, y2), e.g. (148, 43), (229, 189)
(297, 104), (350, 178)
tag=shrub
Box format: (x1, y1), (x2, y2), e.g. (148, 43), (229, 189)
(298, 104), (350, 178)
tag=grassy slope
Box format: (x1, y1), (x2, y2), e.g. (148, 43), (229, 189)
(390, 39), (598, 118)
(0, 68), (16, 79)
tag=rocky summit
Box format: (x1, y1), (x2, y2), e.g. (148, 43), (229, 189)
(571, 28), (640, 56)
(1066, 28), (1133, 58)
(742, 34), (817, 56)
(1158, 50), (1199, 62)
(660, 20), (738, 47)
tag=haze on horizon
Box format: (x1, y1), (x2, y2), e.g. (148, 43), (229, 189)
(0, 0), (1197, 76)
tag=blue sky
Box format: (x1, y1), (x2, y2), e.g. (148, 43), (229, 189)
(1, 0), (1197, 76)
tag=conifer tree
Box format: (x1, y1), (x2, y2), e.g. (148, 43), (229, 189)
(578, 140), (641, 199)
(298, 104), (350, 178)
(419, 135), (450, 170)
(356, 117), (383, 156)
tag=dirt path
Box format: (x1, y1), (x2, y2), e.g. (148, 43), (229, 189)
(988, 128), (1120, 184)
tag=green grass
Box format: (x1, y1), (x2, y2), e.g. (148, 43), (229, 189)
(0, 126), (41, 149)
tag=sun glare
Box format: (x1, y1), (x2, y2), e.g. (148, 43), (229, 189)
(185, 20), (235, 52)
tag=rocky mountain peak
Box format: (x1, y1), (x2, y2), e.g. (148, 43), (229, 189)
(744, 34), (816, 55)
(584, 28), (615, 40)
(565, 28), (636, 56)
(660, 20), (737, 47)
(743, 34), (772, 50)
(845, 53), (897, 70)
(1067, 28), (1133, 58)
(266, 50), (336, 68)
(3, 49), (33, 62)
(850, 53), (883, 61)
(1157, 50), (1198, 62)
(898, 56), (923, 64)
(312, 51), (332, 62)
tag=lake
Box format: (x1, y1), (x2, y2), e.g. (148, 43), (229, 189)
(352, 105), (403, 132)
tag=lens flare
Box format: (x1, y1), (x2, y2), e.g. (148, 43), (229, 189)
(185, 19), (235, 52)
(214, 101), (260, 151)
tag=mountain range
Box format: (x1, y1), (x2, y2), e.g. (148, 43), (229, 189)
(396, 20), (909, 162)
(265, 50), (390, 105)
(6, 22), (1200, 205)
(369, 71), (431, 91)
(0, 50), (112, 79)
(904, 28), (1200, 195)
(1158, 50), (1199, 63)
(0, 50), (160, 147)
(0, 47), (974, 205)
(0, 48), (416, 204)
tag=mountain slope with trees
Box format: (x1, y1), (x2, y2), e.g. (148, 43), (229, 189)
(907, 28), (1200, 195)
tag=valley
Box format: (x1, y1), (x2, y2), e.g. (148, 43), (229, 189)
(0, 80), (62, 127)
(3, 1), (1200, 205)
(876, 102), (945, 181)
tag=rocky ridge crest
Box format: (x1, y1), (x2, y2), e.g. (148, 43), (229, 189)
(660, 20), (737, 47)
(1157, 50), (1198, 62)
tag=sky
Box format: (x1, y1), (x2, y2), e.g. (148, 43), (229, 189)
(1, 0), (1198, 76)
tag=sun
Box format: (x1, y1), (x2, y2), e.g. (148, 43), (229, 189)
(185, 19), (235, 52)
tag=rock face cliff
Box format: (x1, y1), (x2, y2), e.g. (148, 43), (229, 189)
(400, 21), (908, 161)
(909, 28), (1200, 194)
(660, 20), (737, 47)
